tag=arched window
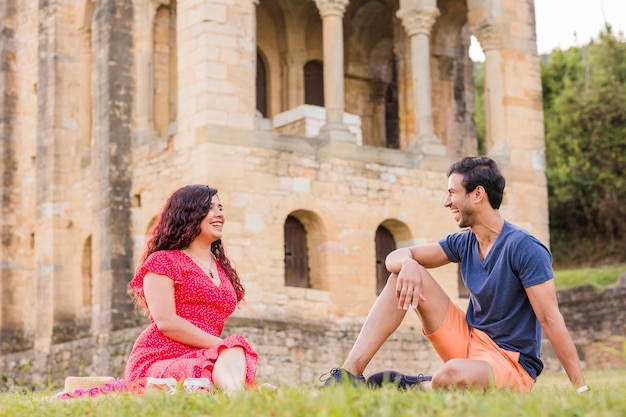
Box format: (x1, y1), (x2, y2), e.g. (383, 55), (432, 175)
(385, 55), (399, 149)
(304, 60), (324, 106)
(375, 225), (396, 294)
(153, 2), (178, 138)
(256, 50), (268, 117)
(284, 215), (310, 288)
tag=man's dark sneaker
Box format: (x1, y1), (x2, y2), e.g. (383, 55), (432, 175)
(319, 368), (366, 387)
(366, 370), (432, 389)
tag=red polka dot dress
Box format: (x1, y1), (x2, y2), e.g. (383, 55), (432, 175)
(124, 250), (257, 391)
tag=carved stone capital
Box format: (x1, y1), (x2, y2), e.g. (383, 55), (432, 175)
(280, 50), (308, 67)
(396, 6), (440, 37)
(131, 0), (162, 31)
(473, 20), (503, 51)
(314, 0), (349, 18)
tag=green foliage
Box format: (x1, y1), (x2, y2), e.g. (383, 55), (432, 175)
(473, 62), (486, 155)
(596, 336), (626, 361)
(553, 264), (626, 291)
(0, 371), (624, 417)
(542, 25), (626, 267)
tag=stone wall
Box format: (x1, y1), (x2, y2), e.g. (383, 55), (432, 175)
(2, 279), (624, 391)
(0, 313), (442, 390)
(541, 279), (626, 372)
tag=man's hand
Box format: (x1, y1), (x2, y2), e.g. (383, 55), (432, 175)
(395, 258), (427, 310)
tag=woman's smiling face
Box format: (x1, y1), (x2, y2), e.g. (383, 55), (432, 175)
(198, 195), (224, 244)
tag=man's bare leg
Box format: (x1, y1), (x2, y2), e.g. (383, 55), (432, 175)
(340, 273), (408, 376)
(342, 263), (495, 390)
(420, 358), (493, 391)
(341, 266), (451, 376)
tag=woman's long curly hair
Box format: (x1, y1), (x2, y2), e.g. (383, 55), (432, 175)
(130, 184), (245, 313)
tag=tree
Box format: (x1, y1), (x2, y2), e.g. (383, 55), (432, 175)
(472, 62), (486, 155)
(542, 25), (626, 266)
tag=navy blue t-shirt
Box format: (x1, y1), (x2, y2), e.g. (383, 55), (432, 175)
(439, 221), (553, 380)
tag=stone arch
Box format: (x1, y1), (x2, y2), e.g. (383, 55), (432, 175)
(368, 38), (399, 147)
(132, 0), (175, 138)
(256, 49), (269, 117)
(284, 215), (310, 288)
(255, 0), (330, 117)
(74, 0), (94, 151)
(344, 0), (399, 147)
(303, 10), (323, 62)
(303, 60), (324, 106)
(144, 216), (158, 249)
(468, 17), (511, 162)
(374, 224), (395, 294)
(379, 218), (412, 246)
(52, 232), (94, 344)
(256, 0), (287, 115)
(384, 54), (400, 148)
(153, 1), (177, 139)
(283, 209), (327, 291)
(133, 215), (158, 272)
(288, 0), (322, 109)
(146, 216), (157, 235)
(430, 0), (478, 156)
(374, 218), (411, 294)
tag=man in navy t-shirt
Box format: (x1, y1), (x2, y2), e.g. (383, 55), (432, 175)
(322, 156), (587, 393)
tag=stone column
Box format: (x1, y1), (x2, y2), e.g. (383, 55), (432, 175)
(34, 0), (61, 362)
(397, 4), (445, 155)
(78, 28), (92, 149)
(0, 0), (30, 353)
(90, 0), (136, 374)
(474, 20), (507, 162)
(134, 0), (161, 133)
(280, 50), (306, 111)
(314, 0), (354, 142)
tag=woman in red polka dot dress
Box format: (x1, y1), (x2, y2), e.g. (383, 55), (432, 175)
(124, 184), (257, 396)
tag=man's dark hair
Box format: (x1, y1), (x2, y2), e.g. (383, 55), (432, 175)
(447, 156), (505, 209)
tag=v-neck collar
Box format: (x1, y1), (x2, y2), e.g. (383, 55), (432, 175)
(181, 250), (222, 287)
(476, 221), (508, 262)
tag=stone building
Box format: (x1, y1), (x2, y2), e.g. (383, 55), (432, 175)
(0, 0), (548, 389)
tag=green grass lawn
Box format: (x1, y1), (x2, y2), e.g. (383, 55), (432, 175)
(1, 265), (621, 416)
(1, 370), (624, 417)
(554, 264), (626, 291)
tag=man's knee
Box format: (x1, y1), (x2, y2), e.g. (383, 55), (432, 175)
(432, 359), (492, 390)
(432, 359), (464, 387)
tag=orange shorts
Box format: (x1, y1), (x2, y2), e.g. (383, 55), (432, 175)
(425, 301), (535, 392)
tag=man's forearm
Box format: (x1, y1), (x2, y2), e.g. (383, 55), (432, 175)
(385, 248), (414, 273)
(544, 319), (586, 388)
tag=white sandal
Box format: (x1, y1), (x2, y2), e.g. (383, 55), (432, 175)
(146, 377), (178, 395)
(183, 378), (212, 394)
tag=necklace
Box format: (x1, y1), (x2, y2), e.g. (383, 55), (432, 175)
(184, 249), (216, 280)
